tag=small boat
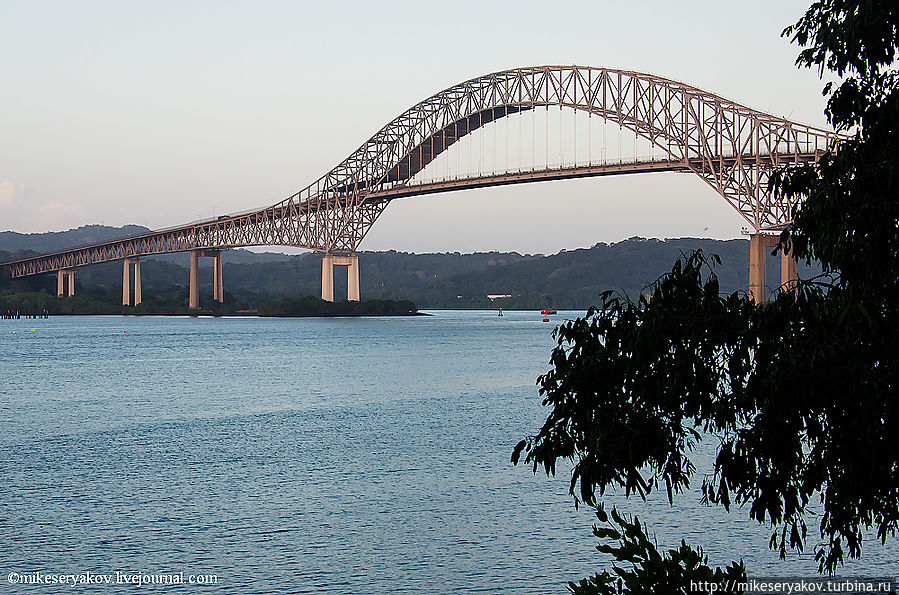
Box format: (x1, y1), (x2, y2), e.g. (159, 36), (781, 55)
(498, 308), (503, 317)
(541, 295), (557, 315)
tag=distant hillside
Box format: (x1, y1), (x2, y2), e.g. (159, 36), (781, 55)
(0, 226), (811, 309)
(351, 239), (763, 308)
(0, 225), (151, 253)
(405, 238), (751, 308)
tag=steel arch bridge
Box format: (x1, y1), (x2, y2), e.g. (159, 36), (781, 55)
(2, 65), (842, 303)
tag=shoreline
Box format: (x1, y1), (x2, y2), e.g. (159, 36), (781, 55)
(2, 311), (431, 319)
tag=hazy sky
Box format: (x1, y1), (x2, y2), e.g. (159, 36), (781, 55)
(0, 0), (833, 254)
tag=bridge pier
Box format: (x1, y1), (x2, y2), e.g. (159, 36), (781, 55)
(189, 249), (223, 310)
(122, 258), (142, 306)
(749, 233), (798, 303)
(189, 251), (199, 309)
(321, 254), (334, 302)
(56, 269), (75, 297)
(321, 253), (360, 302)
(213, 252), (223, 303)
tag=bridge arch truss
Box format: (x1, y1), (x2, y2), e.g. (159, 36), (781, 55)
(4, 65), (842, 279)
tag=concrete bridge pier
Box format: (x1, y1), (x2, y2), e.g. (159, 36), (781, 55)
(781, 248), (798, 293)
(213, 252), (223, 303)
(321, 254), (334, 302)
(321, 253), (360, 302)
(122, 258), (142, 306)
(56, 269), (75, 297)
(749, 233), (799, 303)
(189, 251), (199, 309)
(189, 249), (223, 310)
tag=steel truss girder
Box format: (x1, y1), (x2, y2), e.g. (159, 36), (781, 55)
(3, 65), (843, 278)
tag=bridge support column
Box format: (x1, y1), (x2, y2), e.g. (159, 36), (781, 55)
(135, 260), (141, 305)
(749, 233), (786, 303)
(123, 260), (130, 305)
(189, 249), (222, 309)
(749, 234), (766, 303)
(57, 269), (75, 297)
(321, 253), (360, 302)
(123, 259), (142, 306)
(347, 256), (359, 302)
(189, 251), (199, 310)
(213, 252), (223, 303)
(321, 254), (334, 302)
(749, 234), (771, 303)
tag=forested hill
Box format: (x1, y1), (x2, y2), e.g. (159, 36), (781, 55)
(0, 225), (151, 253)
(354, 238), (755, 308)
(0, 226), (804, 309)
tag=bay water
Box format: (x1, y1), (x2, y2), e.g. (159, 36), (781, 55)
(1, 312), (895, 592)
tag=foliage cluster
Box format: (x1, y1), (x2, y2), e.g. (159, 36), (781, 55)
(568, 505), (745, 595)
(514, 0), (898, 586)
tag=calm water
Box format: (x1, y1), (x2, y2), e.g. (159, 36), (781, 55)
(1, 312), (895, 592)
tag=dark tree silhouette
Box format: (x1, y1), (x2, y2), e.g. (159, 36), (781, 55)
(514, 0), (899, 586)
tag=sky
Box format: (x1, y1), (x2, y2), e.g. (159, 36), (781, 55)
(0, 0), (834, 254)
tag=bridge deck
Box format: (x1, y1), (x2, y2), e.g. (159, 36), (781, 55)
(1, 153), (818, 278)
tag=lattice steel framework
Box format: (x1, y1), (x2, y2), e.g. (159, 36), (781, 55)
(3, 65), (842, 278)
